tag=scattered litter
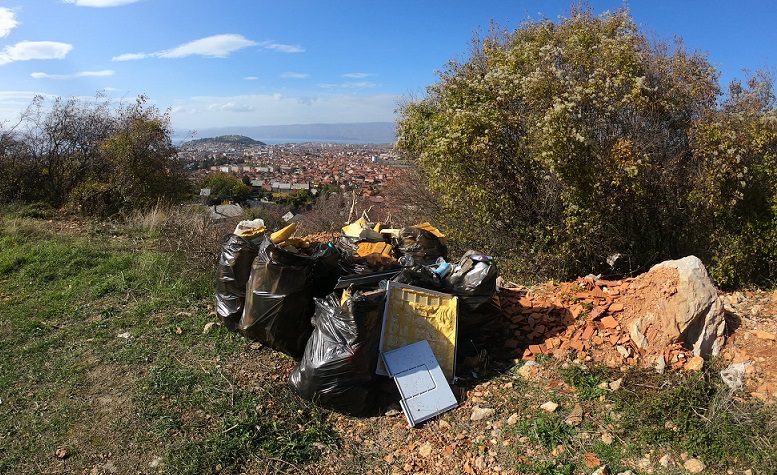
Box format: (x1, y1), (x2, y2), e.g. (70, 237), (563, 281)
(202, 321), (219, 334)
(213, 218), (502, 419)
(720, 361), (751, 390)
(117, 332), (130, 339)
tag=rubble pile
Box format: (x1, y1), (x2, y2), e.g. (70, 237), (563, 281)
(499, 276), (701, 370)
(499, 259), (777, 402)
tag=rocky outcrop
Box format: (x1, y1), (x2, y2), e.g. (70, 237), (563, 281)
(621, 256), (725, 357)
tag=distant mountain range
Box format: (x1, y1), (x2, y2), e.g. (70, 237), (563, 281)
(178, 122), (396, 144)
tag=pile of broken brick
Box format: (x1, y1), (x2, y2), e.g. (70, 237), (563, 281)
(498, 276), (700, 370)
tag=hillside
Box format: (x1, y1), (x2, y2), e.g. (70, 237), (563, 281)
(1, 210), (775, 475)
(188, 134), (267, 146)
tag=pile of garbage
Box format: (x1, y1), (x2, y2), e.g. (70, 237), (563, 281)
(215, 217), (504, 424)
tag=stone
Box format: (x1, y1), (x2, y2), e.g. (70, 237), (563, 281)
(540, 401), (558, 413)
(418, 443), (433, 457)
(684, 458), (705, 473)
(471, 406), (495, 421)
(516, 361), (539, 379)
(685, 356), (704, 371)
(752, 329), (776, 341)
(601, 432), (613, 445)
(659, 454), (674, 468)
(564, 404), (583, 426)
(506, 413), (520, 425)
(623, 256), (726, 357)
(592, 465), (609, 475)
(654, 355), (666, 374)
(609, 378), (623, 391)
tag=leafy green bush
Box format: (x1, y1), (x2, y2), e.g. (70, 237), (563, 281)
(396, 5), (777, 286)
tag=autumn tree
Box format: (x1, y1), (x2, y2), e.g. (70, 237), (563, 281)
(396, 5), (777, 285)
(0, 94), (192, 217)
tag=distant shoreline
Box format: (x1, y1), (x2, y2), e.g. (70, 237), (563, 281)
(174, 137), (392, 146)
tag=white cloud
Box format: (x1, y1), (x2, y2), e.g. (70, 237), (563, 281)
(244, 76), (259, 81)
(113, 34), (259, 61)
(112, 52), (147, 61)
(113, 35), (304, 62)
(281, 72), (308, 79)
(0, 41), (73, 65)
(207, 102), (255, 112)
(317, 81), (377, 89)
(261, 42), (304, 53)
(0, 8), (18, 38)
(63, 0), (141, 7)
(156, 34), (257, 58)
(342, 72), (371, 79)
(31, 69), (114, 79)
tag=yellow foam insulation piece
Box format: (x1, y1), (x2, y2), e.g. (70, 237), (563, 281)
(378, 282), (458, 381)
(236, 226), (267, 240)
(411, 222), (447, 244)
(356, 241), (393, 258)
(270, 222), (296, 244)
(283, 237), (310, 249)
(342, 218), (383, 241)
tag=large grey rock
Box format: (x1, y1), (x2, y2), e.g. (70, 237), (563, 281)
(624, 256), (725, 357)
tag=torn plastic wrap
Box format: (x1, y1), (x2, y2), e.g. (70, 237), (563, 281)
(442, 251), (505, 357)
(215, 234), (259, 331)
(289, 290), (386, 415)
(238, 235), (341, 359)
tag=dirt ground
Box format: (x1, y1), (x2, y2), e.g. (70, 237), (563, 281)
(497, 275), (777, 403)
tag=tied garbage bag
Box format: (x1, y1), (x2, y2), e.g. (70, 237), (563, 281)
(289, 290), (386, 415)
(442, 251), (504, 356)
(239, 235), (341, 359)
(396, 226), (447, 264)
(215, 234), (259, 331)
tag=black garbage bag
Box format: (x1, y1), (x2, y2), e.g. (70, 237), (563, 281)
(391, 265), (442, 291)
(289, 289), (386, 415)
(239, 235), (342, 359)
(215, 234), (259, 331)
(442, 251), (505, 355)
(396, 227), (447, 264)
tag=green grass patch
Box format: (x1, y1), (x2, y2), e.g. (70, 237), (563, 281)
(559, 363), (611, 400)
(0, 209), (340, 474)
(612, 366), (777, 472)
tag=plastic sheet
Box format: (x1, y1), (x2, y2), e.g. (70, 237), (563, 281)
(215, 234), (259, 331)
(289, 290), (386, 415)
(238, 235), (341, 359)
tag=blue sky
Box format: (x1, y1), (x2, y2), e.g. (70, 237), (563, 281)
(0, 0), (775, 134)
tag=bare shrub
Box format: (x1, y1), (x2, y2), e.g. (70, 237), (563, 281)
(126, 203), (238, 270)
